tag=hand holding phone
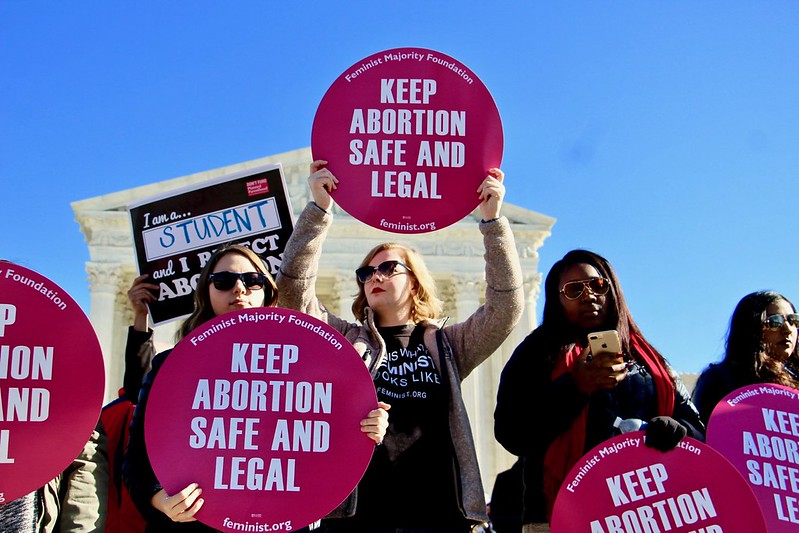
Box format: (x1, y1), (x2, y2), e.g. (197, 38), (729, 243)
(587, 330), (622, 356)
(575, 330), (628, 393)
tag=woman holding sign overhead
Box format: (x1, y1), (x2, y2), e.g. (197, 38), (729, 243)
(276, 160), (524, 532)
(123, 244), (389, 532)
(692, 290), (799, 425)
(493, 249), (704, 531)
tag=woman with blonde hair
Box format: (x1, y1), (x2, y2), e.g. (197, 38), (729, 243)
(277, 160), (524, 532)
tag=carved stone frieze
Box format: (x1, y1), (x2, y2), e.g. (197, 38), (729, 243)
(75, 213), (133, 248)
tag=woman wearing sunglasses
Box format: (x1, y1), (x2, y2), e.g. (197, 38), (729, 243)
(276, 160), (524, 532)
(493, 249), (704, 531)
(692, 290), (799, 426)
(123, 244), (389, 532)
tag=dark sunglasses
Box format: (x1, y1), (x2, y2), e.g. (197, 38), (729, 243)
(763, 313), (799, 331)
(355, 260), (412, 284)
(559, 277), (611, 300)
(209, 271), (268, 291)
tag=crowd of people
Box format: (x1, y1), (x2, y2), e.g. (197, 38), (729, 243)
(3, 162), (797, 533)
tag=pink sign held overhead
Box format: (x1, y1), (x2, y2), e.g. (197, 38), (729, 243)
(145, 307), (377, 532)
(550, 433), (766, 532)
(0, 262), (105, 505)
(707, 383), (799, 531)
(312, 47), (503, 234)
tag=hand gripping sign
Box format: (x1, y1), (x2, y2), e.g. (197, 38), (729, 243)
(0, 262), (105, 505)
(145, 307), (377, 532)
(127, 163), (294, 326)
(707, 383), (799, 531)
(550, 433), (766, 533)
(312, 47), (503, 234)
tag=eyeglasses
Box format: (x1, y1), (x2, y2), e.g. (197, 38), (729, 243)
(559, 277), (611, 300)
(209, 271), (268, 291)
(355, 260), (412, 284)
(763, 313), (799, 331)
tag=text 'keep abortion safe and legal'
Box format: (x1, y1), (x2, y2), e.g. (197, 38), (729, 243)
(0, 302), (53, 465)
(177, 311), (348, 493)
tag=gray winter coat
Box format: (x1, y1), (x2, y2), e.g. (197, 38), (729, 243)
(276, 202), (524, 523)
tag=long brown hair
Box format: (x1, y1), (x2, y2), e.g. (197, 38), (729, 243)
(178, 244), (278, 340)
(724, 291), (799, 388)
(351, 242), (442, 324)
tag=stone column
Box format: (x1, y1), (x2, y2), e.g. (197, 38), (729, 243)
(86, 261), (124, 403)
(326, 272), (355, 320)
(448, 273), (501, 496)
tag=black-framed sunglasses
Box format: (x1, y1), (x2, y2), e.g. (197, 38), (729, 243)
(209, 271), (268, 292)
(559, 277), (611, 300)
(355, 260), (412, 284)
(763, 313), (799, 331)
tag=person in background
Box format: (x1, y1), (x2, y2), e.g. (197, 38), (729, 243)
(38, 429), (109, 532)
(488, 458), (523, 533)
(100, 274), (160, 533)
(40, 275), (158, 533)
(494, 249), (704, 531)
(123, 244), (389, 532)
(277, 160), (524, 532)
(0, 424), (108, 533)
(0, 491), (38, 532)
(692, 290), (799, 425)
(0, 435), (108, 533)
(122, 274), (159, 400)
(0, 257), (108, 533)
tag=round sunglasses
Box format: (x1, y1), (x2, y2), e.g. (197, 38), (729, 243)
(559, 277), (611, 300)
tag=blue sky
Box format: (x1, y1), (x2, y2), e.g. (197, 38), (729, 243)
(1, 2), (797, 374)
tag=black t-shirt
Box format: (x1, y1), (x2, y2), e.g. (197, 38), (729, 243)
(348, 324), (467, 528)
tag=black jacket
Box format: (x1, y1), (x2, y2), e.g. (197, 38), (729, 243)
(122, 350), (217, 532)
(494, 330), (705, 524)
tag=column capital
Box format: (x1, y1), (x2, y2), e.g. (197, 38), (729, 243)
(86, 262), (123, 294)
(324, 271), (355, 317)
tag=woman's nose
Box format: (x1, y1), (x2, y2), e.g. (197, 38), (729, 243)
(232, 279), (246, 293)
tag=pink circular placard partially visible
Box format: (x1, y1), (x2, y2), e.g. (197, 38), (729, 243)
(145, 307), (377, 532)
(312, 47), (503, 234)
(707, 383), (799, 531)
(550, 433), (766, 532)
(0, 261), (104, 505)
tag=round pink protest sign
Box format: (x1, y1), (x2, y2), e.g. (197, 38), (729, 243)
(706, 383), (799, 531)
(312, 47), (503, 234)
(0, 262), (105, 505)
(146, 307), (377, 532)
(550, 433), (766, 532)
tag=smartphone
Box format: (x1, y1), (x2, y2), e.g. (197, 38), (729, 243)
(588, 330), (622, 356)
